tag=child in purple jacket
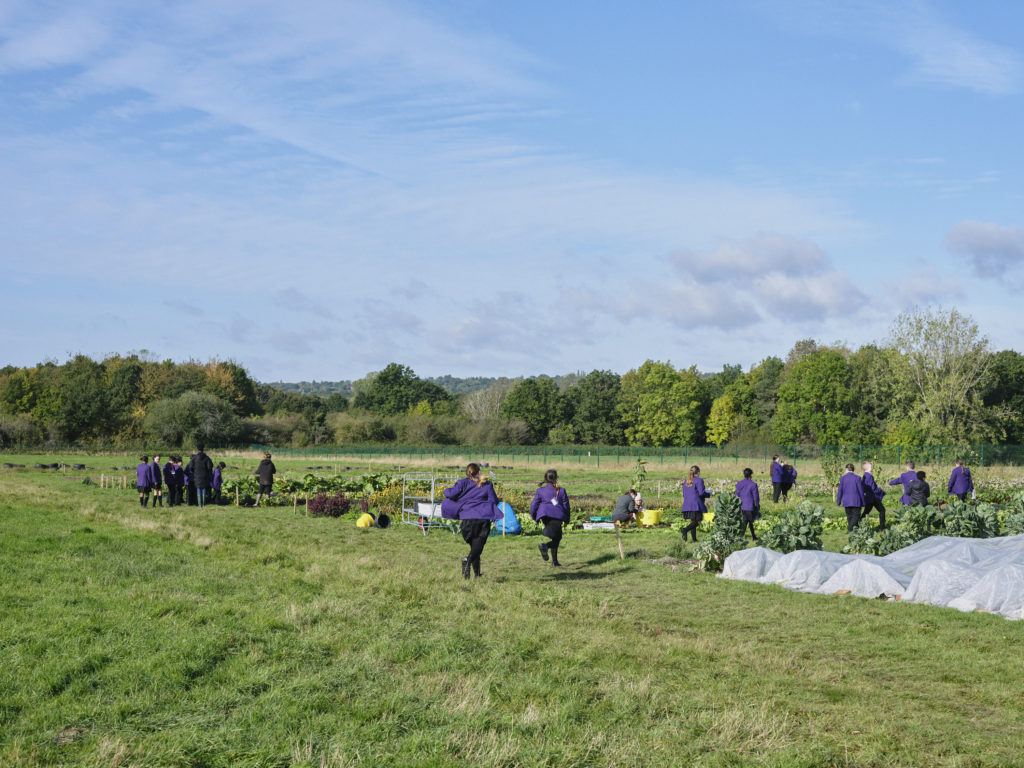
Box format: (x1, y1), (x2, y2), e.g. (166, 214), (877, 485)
(443, 463), (501, 579)
(680, 465), (710, 542)
(836, 463), (865, 532)
(735, 468), (760, 540)
(530, 469), (571, 567)
(136, 456), (151, 507)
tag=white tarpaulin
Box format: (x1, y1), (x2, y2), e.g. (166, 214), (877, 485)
(720, 534), (1024, 620)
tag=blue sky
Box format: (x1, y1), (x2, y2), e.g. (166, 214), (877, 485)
(1, 0), (1022, 381)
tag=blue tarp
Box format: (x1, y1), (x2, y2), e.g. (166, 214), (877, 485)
(493, 501), (521, 534)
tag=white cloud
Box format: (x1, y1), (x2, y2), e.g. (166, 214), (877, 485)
(946, 220), (1024, 277)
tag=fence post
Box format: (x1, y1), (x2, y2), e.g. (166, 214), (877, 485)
(858, 444), (862, 463)
(597, 445), (600, 468)
(981, 444), (985, 467)
(897, 445), (901, 467)
(661, 446), (664, 464)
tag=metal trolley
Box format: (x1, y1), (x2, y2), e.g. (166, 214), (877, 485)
(401, 472), (458, 535)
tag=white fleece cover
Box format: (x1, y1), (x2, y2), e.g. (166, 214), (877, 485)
(720, 535), (1024, 620)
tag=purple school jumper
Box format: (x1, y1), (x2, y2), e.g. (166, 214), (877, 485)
(681, 478), (709, 521)
(735, 478), (760, 516)
(136, 463), (151, 489)
(443, 478), (501, 520)
(771, 461), (784, 483)
(212, 467), (223, 491)
(530, 484), (571, 522)
(836, 473), (865, 507)
(862, 471), (885, 504)
(947, 466), (974, 496)
(149, 461), (162, 488)
(889, 470), (917, 505)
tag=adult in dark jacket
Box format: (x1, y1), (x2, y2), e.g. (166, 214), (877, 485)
(255, 452), (276, 505)
(836, 463), (865, 532)
(908, 471), (931, 506)
(889, 462), (917, 505)
(149, 456), (163, 507)
(735, 468), (760, 540)
(187, 445), (214, 508)
(680, 465), (710, 542)
(947, 459), (974, 502)
(860, 461), (887, 530)
(612, 490), (638, 526)
(136, 456), (151, 507)
(529, 469), (571, 567)
(770, 455), (785, 503)
(443, 463), (501, 578)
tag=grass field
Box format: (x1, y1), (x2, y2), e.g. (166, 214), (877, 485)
(2, 457), (1023, 767)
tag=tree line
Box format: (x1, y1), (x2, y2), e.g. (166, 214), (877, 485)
(2, 308), (1023, 449)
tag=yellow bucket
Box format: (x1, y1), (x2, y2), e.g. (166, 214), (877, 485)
(356, 513), (374, 528)
(636, 508), (663, 526)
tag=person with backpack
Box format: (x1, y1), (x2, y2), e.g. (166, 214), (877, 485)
(443, 463), (501, 579)
(255, 452), (276, 505)
(186, 445), (214, 508)
(530, 469), (571, 567)
(680, 465), (710, 542)
(136, 456), (152, 507)
(735, 468), (760, 540)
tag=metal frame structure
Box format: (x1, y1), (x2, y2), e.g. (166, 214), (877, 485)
(401, 472), (458, 535)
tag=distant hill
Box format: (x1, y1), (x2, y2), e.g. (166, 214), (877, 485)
(264, 380), (353, 396)
(263, 374), (585, 397)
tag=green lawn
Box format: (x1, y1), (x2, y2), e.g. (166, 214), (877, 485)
(2, 464), (1022, 767)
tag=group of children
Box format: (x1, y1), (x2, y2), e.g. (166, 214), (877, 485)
(134, 446), (226, 508)
(836, 457), (974, 532)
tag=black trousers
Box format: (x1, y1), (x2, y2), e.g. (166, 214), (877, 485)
(845, 506), (862, 532)
(460, 519), (491, 575)
(541, 516), (563, 548)
(780, 483), (793, 501)
(863, 499), (886, 529)
(772, 482), (782, 503)
(955, 493), (968, 502)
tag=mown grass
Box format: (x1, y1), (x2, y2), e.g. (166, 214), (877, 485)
(2, 468), (1023, 767)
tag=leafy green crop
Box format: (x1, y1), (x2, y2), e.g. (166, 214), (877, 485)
(693, 492), (746, 572)
(758, 501), (825, 554)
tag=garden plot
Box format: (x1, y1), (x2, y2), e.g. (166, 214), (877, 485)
(721, 534), (1024, 619)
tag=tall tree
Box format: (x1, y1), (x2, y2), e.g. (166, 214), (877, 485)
(351, 363), (453, 416)
(773, 349), (854, 445)
(565, 370), (624, 444)
(706, 394), (737, 446)
(499, 377), (564, 444)
(887, 308), (993, 442)
(618, 361), (709, 446)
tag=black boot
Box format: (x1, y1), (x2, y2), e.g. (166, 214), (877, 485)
(538, 542), (549, 562)
(550, 546), (561, 567)
(461, 556), (471, 579)
(472, 558), (482, 578)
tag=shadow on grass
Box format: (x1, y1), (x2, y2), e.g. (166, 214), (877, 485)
(545, 567), (630, 581)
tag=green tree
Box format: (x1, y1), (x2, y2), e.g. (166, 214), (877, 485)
(887, 308), (993, 442)
(747, 356), (785, 426)
(499, 377), (564, 444)
(56, 355), (109, 441)
(706, 394), (737, 446)
(773, 349), (854, 445)
(351, 363), (453, 416)
(617, 361), (709, 446)
(143, 391), (243, 446)
(982, 350), (1024, 442)
(564, 370), (624, 444)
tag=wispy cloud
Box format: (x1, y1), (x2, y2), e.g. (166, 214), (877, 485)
(946, 220), (1024, 278)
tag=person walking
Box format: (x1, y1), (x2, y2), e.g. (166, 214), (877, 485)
(187, 445), (214, 508)
(443, 463), (501, 579)
(889, 461), (917, 505)
(770, 455), (785, 503)
(947, 458), (974, 502)
(836, 463), (865, 532)
(136, 456), (152, 507)
(255, 452), (276, 505)
(530, 469), (571, 567)
(211, 462), (226, 505)
(735, 468), (760, 540)
(861, 461), (887, 530)
(780, 462), (797, 502)
(149, 455), (163, 507)
(908, 471), (931, 506)
(612, 489), (638, 526)
(680, 465), (710, 542)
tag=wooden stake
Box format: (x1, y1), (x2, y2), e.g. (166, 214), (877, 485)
(615, 525), (625, 559)
(235, 486), (239, 506)
(293, 495), (297, 515)
(101, 474), (105, 488)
